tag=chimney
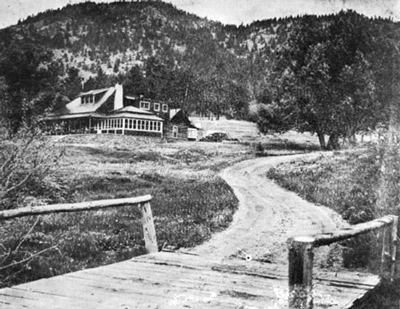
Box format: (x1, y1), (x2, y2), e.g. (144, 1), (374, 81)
(114, 84), (124, 110)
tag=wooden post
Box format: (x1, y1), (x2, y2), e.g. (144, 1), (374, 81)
(288, 236), (315, 309)
(138, 202), (158, 254)
(390, 215), (398, 281)
(380, 227), (388, 276)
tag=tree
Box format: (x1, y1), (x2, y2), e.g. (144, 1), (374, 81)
(258, 12), (389, 149)
(63, 67), (82, 99)
(0, 42), (60, 135)
(122, 65), (147, 96)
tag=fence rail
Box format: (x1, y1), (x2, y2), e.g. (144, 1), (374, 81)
(287, 215), (398, 309)
(0, 195), (158, 253)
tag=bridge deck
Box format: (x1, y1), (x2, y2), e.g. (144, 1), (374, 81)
(0, 251), (380, 309)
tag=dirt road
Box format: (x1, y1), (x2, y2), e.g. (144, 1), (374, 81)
(190, 153), (347, 266)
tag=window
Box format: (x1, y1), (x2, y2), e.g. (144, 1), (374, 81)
(154, 103), (160, 112)
(158, 122), (161, 132)
(133, 120), (137, 130)
(162, 104), (168, 112)
(140, 101), (150, 110)
(82, 95), (95, 104)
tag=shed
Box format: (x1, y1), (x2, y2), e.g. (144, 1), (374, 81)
(166, 109), (199, 141)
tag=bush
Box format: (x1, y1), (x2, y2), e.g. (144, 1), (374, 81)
(0, 130), (66, 286)
(0, 130), (65, 210)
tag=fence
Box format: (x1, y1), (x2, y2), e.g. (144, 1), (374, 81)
(0, 195), (158, 254)
(288, 215), (398, 309)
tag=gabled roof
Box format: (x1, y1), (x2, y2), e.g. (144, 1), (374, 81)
(48, 86), (116, 116)
(170, 109), (198, 129)
(169, 109), (181, 119)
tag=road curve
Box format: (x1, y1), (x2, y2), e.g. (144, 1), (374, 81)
(190, 153), (347, 265)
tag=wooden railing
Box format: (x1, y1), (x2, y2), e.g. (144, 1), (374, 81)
(0, 195), (158, 254)
(287, 215), (398, 309)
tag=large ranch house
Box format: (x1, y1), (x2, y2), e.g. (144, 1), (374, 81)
(45, 84), (169, 137)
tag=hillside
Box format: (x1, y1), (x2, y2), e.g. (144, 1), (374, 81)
(0, 1), (399, 137)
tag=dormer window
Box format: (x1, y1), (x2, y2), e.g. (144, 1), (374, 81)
(162, 104), (168, 112)
(140, 101), (150, 110)
(154, 103), (160, 112)
(82, 95), (95, 104)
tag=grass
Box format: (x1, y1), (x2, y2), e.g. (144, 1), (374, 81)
(0, 135), (247, 288)
(266, 144), (400, 308)
(0, 131), (322, 288)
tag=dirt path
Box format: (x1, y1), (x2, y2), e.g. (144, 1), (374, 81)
(189, 152), (348, 265)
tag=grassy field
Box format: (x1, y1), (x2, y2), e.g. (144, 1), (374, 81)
(0, 134), (253, 287)
(266, 145), (400, 308)
(0, 131), (322, 288)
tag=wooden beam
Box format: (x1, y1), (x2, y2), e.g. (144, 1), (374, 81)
(0, 195), (152, 221)
(313, 216), (395, 247)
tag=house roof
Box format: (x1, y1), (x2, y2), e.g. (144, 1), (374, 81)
(105, 113), (163, 121)
(113, 106), (153, 115)
(45, 111), (163, 122)
(44, 112), (106, 120)
(45, 84), (164, 122)
(79, 88), (110, 96)
(48, 86), (116, 116)
(169, 109), (181, 119)
(170, 109), (198, 129)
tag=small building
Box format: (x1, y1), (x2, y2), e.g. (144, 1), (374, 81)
(166, 109), (199, 141)
(44, 84), (168, 137)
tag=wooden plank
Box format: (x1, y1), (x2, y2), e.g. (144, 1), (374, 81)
(0, 252), (381, 309)
(0, 195), (152, 220)
(5, 272), (275, 309)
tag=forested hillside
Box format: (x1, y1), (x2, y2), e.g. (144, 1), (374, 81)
(0, 1), (399, 148)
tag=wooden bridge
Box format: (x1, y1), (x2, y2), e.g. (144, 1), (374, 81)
(0, 195), (397, 309)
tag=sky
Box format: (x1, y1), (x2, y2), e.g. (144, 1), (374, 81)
(0, 0), (399, 30)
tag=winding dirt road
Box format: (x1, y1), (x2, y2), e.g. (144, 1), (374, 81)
(190, 153), (348, 266)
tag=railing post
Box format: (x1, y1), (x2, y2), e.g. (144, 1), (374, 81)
(288, 236), (315, 309)
(380, 226), (388, 277)
(138, 201), (158, 254)
(390, 215), (398, 281)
